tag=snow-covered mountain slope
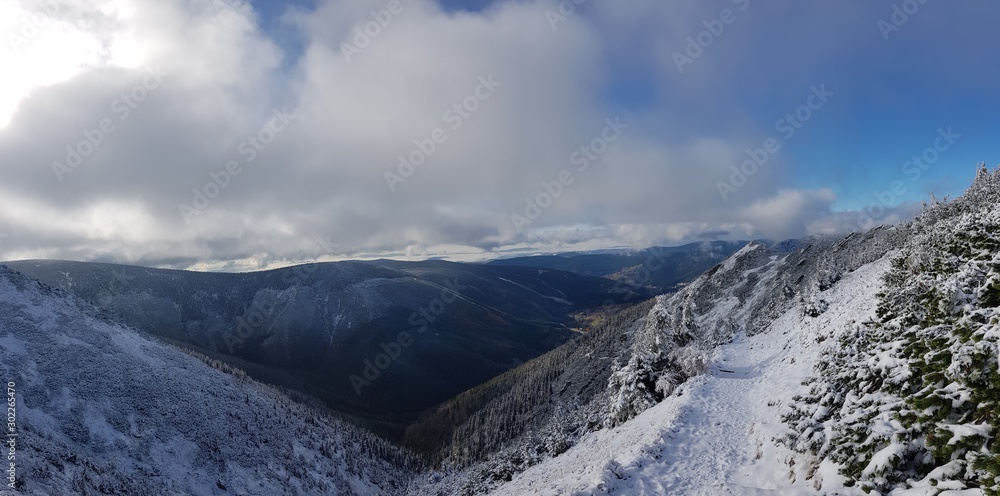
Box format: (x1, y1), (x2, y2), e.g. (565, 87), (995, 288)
(479, 165), (1000, 495)
(785, 166), (1000, 494)
(2, 259), (646, 430)
(404, 225), (902, 494)
(490, 253), (893, 495)
(0, 267), (417, 495)
(604, 224), (901, 426)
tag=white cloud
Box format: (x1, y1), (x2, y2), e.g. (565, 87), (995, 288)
(1, 0), (969, 268)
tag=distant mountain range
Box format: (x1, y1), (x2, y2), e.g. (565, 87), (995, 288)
(487, 241), (752, 293)
(1, 258), (650, 436)
(4, 237), (844, 494)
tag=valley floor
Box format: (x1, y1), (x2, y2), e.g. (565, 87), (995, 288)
(491, 256), (894, 495)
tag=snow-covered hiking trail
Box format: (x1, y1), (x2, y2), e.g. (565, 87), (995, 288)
(492, 256), (892, 495)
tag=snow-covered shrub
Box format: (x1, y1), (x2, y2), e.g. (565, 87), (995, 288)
(654, 345), (709, 397)
(785, 164), (1000, 494)
(800, 294), (829, 318)
(607, 354), (661, 427)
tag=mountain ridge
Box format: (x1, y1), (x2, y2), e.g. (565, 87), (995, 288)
(0, 257), (649, 439)
(421, 164), (1000, 494)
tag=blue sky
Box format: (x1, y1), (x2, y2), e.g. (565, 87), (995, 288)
(0, 0), (997, 268)
(244, 0), (998, 210)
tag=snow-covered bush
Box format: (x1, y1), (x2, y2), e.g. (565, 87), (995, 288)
(607, 354), (661, 427)
(785, 164), (1000, 494)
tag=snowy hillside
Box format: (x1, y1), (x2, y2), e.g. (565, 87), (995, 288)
(0, 267), (417, 495)
(478, 166), (1000, 495)
(403, 223), (903, 494)
(604, 225), (900, 427)
(786, 166), (1000, 494)
(490, 255), (892, 495)
(3, 259), (645, 430)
